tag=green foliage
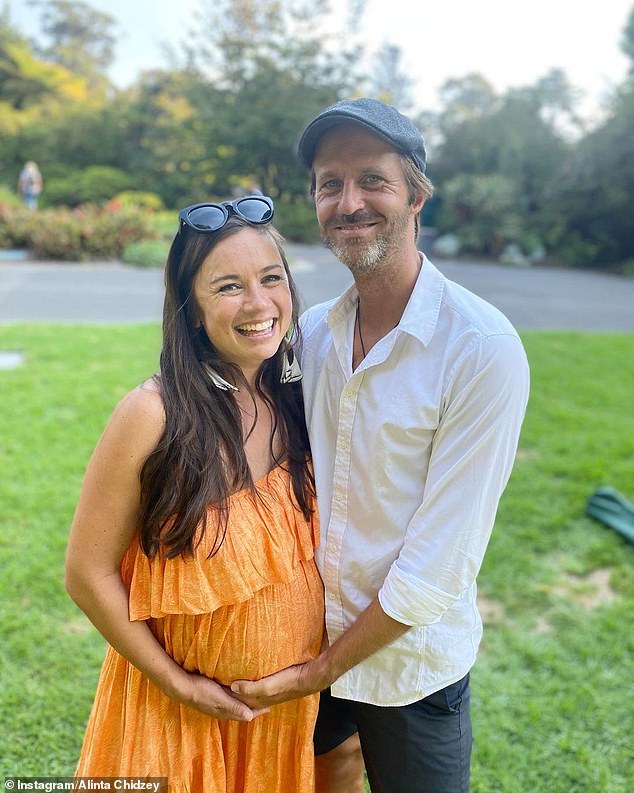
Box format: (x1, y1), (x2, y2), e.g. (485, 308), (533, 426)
(0, 204), (38, 247)
(0, 183), (22, 208)
(112, 191), (164, 211)
(273, 199), (321, 243)
(0, 203), (155, 259)
(122, 239), (170, 268)
(544, 83), (634, 269)
(29, 0), (117, 90)
(437, 173), (522, 256)
(43, 165), (133, 207)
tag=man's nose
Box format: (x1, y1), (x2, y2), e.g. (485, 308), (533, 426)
(337, 181), (365, 216)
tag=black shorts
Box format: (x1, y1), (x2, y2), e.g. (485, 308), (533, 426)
(314, 674), (472, 793)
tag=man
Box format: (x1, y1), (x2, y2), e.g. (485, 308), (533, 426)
(233, 98), (530, 792)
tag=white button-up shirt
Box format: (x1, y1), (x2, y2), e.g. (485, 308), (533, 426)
(299, 256), (530, 706)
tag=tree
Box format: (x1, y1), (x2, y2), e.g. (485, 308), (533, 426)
(176, 0), (363, 202)
(367, 43), (414, 110)
(28, 0), (117, 89)
(621, 4), (634, 69)
(545, 84), (634, 267)
(0, 16), (86, 110)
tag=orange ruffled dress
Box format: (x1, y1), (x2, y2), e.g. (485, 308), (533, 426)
(76, 465), (324, 793)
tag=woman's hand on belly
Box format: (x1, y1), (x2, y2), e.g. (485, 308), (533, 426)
(173, 668), (270, 721)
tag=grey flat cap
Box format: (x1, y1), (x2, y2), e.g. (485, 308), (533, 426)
(297, 97), (427, 173)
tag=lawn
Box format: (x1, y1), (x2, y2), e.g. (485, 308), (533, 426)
(0, 326), (632, 791)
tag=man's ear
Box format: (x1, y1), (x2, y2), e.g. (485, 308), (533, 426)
(411, 189), (426, 215)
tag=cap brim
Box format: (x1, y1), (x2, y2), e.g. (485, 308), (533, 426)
(298, 113), (406, 168)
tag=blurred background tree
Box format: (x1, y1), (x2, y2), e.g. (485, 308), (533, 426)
(0, 0), (632, 268)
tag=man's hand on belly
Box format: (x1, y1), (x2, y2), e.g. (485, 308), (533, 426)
(232, 596), (410, 707)
(231, 654), (331, 708)
(178, 670), (271, 720)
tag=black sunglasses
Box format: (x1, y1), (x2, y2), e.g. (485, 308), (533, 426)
(178, 195), (274, 234)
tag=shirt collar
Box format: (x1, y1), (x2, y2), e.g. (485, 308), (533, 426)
(325, 253), (445, 348)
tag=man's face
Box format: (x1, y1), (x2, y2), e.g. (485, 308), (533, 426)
(312, 123), (422, 275)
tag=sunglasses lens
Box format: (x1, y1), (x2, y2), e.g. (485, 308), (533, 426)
(236, 198), (273, 223)
(186, 205), (226, 231)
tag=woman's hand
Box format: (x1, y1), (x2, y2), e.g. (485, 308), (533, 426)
(175, 670), (271, 722)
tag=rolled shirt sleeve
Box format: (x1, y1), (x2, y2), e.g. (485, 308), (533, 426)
(379, 332), (530, 627)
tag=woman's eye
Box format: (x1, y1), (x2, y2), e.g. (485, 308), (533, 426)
(263, 274), (283, 284)
(218, 283), (241, 293)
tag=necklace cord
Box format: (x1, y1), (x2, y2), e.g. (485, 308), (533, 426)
(356, 299), (367, 359)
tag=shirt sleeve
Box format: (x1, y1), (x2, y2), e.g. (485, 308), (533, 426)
(378, 331), (530, 627)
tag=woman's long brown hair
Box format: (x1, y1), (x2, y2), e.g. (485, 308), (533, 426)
(137, 216), (314, 559)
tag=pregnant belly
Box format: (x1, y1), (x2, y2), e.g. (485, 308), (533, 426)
(151, 559), (324, 685)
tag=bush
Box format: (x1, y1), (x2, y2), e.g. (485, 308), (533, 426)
(122, 239), (170, 268)
(0, 203), (156, 260)
(113, 191), (165, 211)
(437, 174), (524, 257)
(0, 184), (21, 209)
(147, 210), (179, 240)
(43, 166), (133, 208)
(0, 205), (38, 248)
(274, 199), (320, 243)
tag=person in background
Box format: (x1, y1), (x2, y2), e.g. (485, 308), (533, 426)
(17, 161), (43, 209)
(66, 195), (323, 792)
(232, 99), (530, 793)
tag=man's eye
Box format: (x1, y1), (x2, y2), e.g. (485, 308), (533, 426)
(319, 180), (339, 191)
(364, 175), (383, 185)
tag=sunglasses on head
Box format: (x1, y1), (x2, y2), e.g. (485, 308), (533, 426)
(178, 195), (274, 235)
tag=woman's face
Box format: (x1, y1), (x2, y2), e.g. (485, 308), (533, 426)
(193, 227), (293, 384)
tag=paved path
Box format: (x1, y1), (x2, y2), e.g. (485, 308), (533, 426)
(1, 245), (633, 331)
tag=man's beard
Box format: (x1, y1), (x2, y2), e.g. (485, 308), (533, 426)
(321, 206), (413, 276)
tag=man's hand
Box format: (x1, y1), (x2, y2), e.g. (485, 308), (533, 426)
(174, 670), (270, 721)
(232, 597), (410, 709)
(231, 656), (331, 709)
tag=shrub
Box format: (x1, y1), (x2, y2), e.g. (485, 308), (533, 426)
(113, 191), (165, 211)
(274, 199), (321, 243)
(43, 166), (133, 208)
(0, 204), (156, 260)
(147, 210), (179, 241)
(0, 184), (21, 208)
(0, 205), (38, 248)
(436, 174), (524, 257)
(122, 239), (170, 268)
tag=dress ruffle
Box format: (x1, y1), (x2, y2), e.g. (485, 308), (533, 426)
(76, 463), (324, 792)
(123, 464), (319, 620)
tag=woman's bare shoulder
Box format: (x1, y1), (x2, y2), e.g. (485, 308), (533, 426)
(105, 378), (166, 454)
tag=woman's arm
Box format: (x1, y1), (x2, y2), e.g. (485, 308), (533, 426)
(65, 383), (265, 721)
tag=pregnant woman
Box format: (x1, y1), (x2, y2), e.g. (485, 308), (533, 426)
(65, 195), (323, 792)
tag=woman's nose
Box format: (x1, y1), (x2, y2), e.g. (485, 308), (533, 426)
(243, 284), (270, 310)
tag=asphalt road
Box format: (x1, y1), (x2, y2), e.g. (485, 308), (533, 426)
(1, 244), (633, 331)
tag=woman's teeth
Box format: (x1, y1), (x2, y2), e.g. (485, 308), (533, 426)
(237, 319), (274, 333)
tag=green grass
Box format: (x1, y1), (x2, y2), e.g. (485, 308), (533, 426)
(1, 327), (633, 791)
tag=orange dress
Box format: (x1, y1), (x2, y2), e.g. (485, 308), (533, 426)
(76, 465), (324, 792)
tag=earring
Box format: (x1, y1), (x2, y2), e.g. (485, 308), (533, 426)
(280, 325), (302, 384)
(202, 363), (239, 391)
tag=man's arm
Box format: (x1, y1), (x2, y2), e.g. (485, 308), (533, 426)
(232, 597), (409, 707)
(234, 332), (529, 707)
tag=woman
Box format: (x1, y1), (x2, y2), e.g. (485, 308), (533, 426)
(17, 160), (43, 209)
(65, 196), (324, 792)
